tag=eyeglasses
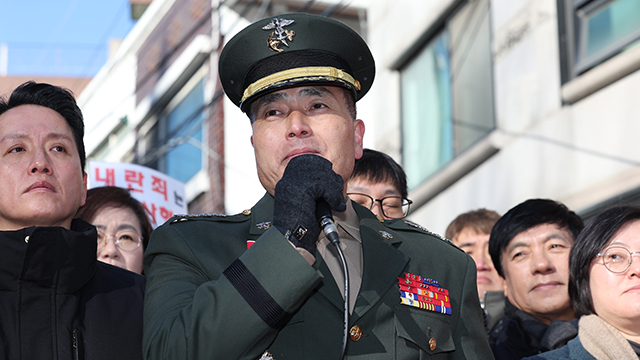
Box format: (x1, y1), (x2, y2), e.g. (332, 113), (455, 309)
(596, 246), (640, 273)
(97, 230), (143, 252)
(347, 193), (412, 219)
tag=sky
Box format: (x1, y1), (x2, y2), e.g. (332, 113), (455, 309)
(0, 0), (136, 77)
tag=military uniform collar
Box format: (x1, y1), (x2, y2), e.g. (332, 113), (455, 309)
(332, 200), (361, 243)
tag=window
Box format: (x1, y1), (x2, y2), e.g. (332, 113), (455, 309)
(559, 0), (640, 81)
(400, 0), (495, 190)
(142, 79), (205, 184)
(162, 80), (205, 184)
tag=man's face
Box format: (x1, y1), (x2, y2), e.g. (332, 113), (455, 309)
(0, 105), (87, 230)
(347, 178), (404, 220)
(453, 227), (503, 299)
(501, 223), (575, 324)
(250, 85), (364, 196)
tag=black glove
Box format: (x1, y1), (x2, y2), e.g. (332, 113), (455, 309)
(273, 154), (346, 256)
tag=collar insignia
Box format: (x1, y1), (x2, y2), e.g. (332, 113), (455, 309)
(398, 272), (451, 315)
(256, 221), (272, 230)
(379, 230), (393, 240)
(263, 18), (295, 52)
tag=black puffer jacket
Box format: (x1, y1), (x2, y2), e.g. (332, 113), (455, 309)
(0, 219), (145, 360)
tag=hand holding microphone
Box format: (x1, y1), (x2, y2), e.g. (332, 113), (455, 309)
(273, 154), (346, 256)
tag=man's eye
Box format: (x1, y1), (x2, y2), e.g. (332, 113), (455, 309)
(9, 147), (25, 153)
(52, 146), (66, 152)
(310, 103), (326, 110)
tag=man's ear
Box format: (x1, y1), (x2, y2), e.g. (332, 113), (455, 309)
(354, 119), (365, 159)
(80, 172), (88, 207)
(250, 135), (254, 147)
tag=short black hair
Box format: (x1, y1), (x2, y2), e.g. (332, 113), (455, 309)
(569, 206), (640, 317)
(349, 148), (408, 198)
(489, 198), (584, 277)
(0, 81), (86, 170)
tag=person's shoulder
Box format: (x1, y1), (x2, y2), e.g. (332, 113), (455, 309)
(168, 211), (252, 225)
(384, 219), (463, 253)
(156, 210), (254, 234)
(522, 338), (581, 360)
(82, 262), (146, 302)
(95, 262), (146, 287)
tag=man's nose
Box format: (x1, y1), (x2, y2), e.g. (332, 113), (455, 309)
(286, 111), (313, 138)
(30, 148), (52, 174)
(475, 252), (493, 271)
(370, 201), (387, 220)
(531, 250), (555, 274)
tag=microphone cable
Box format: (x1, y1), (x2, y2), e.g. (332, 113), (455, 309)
(317, 201), (350, 360)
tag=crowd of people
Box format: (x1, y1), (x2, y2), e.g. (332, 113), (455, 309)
(1, 11), (639, 360)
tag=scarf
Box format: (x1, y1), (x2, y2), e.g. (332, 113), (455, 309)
(579, 314), (638, 360)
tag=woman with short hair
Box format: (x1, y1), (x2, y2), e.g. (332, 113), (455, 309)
(526, 206), (640, 359)
(76, 186), (152, 274)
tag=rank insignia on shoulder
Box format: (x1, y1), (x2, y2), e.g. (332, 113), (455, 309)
(398, 272), (451, 315)
(170, 213), (227, 223)
(403, 220), (452, 244)
(256, 222), (272, 230)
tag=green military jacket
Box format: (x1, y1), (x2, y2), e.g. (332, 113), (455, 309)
(143, 194), (493, 359)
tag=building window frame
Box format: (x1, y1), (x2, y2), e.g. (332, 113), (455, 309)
(558, 0), (640, 103)
(396, 0), (496, 198)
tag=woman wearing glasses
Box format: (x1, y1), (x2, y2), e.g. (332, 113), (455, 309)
(76, 186), (153, 274)
(526, 206), (640, 359)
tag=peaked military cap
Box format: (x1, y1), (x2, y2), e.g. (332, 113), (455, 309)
(219, 12), (375, 112)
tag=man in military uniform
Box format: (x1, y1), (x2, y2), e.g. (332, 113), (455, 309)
(143, 13), (492, 360)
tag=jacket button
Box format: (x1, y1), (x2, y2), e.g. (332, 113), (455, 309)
(349, 325), (362, 341)
(429, 337), (436, 351)
(24, 236), (30, 243)
(242, 209), (251, 216)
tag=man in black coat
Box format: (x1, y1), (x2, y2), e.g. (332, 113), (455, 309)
(488, 199), (584, 359)
(0, 82), (145, 360)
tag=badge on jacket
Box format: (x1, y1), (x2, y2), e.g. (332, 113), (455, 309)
(398, 272), (452, 315)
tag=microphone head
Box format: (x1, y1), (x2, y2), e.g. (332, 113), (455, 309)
(316, 198), (333, 222)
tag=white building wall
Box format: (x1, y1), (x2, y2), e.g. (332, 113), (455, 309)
(362, 0), (640, 235)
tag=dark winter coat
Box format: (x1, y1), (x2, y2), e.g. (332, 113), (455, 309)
(0, 219), (145, 360)
(489, 299), (578, 360)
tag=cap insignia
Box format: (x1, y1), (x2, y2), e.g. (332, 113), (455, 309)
(263, 18), (295, 52)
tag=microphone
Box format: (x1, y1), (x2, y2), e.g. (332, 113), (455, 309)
(316, 199), (340, 245)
